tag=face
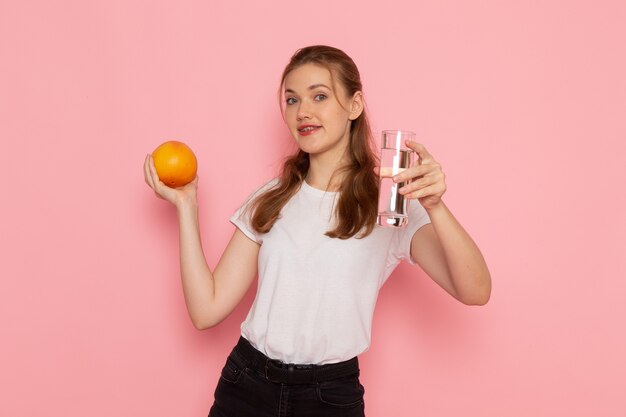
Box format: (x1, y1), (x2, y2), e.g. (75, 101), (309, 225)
(283, 63), (363, 160)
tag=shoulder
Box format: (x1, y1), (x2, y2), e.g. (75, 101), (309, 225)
(257, 177), (280, 194)
(234, 177), (282, 214)
(243, 177), (281, 202)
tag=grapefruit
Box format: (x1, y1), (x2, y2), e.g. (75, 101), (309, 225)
(151, 140), (197, 188)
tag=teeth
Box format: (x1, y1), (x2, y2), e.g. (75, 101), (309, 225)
(301, 126), (318, 132)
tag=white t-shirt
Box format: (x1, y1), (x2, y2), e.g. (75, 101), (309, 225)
(229, 178), (431, 365)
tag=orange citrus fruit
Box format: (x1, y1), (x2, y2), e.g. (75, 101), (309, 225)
(151, 140), (197, 188)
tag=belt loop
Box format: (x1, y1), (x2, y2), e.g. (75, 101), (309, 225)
(265, 358), (280, 383)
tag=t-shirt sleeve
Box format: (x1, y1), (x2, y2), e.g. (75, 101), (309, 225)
(389, 199), (432, 264)
(229, 179), (279, 244)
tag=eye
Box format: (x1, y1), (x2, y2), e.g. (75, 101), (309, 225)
(286, 97), (297, 105)
(314, 94), (327, 101)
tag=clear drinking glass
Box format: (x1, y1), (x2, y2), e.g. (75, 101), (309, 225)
(377, 130), (415, 227)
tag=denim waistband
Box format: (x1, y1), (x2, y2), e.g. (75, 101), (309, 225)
(233, 336), (360, 385)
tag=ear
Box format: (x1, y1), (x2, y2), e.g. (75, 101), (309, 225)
(348, 91), (364, 121)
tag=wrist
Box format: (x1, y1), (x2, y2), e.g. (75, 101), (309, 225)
(424, 199), (446, 215)
(176, 197), (198, 213)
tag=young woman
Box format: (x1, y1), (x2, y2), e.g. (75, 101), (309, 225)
(143, 45), (491, 416)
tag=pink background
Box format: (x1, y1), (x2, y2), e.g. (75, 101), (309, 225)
(1, 1), (625, 416)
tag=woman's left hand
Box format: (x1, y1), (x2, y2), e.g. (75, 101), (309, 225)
(393, 141), (447, 210)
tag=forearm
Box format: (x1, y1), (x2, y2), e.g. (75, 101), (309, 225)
(426, 201), (491, 305)
(177, 201), (216, 328)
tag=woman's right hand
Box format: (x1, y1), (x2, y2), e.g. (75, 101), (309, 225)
(143, 154), (198, 208)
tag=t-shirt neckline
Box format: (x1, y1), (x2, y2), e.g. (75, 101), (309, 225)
(301, 179), (339, 197)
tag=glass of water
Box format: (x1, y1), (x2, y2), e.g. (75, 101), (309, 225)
(377, 130), (415, 227)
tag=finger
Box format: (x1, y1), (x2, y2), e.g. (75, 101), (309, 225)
(406, 183), (444, 200)
(148, 155), (162, 187)
(378, 167), (395, 177)
(398, 175), (438, 195)
(147, 156), (172, 198)
(405, 140), (435, 164)
(379, 166), (410, 178)
(392, 164), (432, 182)
(147, 158), (160, 191)
(144, 155), (155, 189)
(144, 158), (165, 200)
(181, 175), (200, 192)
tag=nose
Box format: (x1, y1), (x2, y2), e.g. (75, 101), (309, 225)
(296, 102), (311, 121)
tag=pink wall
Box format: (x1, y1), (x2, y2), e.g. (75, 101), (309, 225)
(2, 1), (625, 416)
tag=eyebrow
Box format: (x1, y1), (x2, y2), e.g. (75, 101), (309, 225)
(284, 84), (331, 94)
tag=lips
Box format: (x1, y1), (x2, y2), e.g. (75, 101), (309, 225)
(297, 124), (321, 136)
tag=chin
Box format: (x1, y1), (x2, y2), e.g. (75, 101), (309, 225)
(295, 143), (317, 155)
(294, 138), (318, 154)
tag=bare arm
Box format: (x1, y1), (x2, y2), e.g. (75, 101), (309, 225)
(390, 141), (491, 305)
(410, 202), (491, 305)
(177, 201), (259, 329)
(144, 154), (259, 330)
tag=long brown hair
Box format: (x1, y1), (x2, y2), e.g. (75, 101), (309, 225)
(249, 45), (379, 239)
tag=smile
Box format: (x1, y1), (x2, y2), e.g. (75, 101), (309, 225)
(298, 126), (321, 136)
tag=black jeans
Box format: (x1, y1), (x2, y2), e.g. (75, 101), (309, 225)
(208, 336), (366, 416)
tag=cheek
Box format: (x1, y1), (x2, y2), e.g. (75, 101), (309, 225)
(284, 108), (297, 125)
(328, 109), (350, 128)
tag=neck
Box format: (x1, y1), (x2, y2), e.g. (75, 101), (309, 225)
(306, 148), (350, 192)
